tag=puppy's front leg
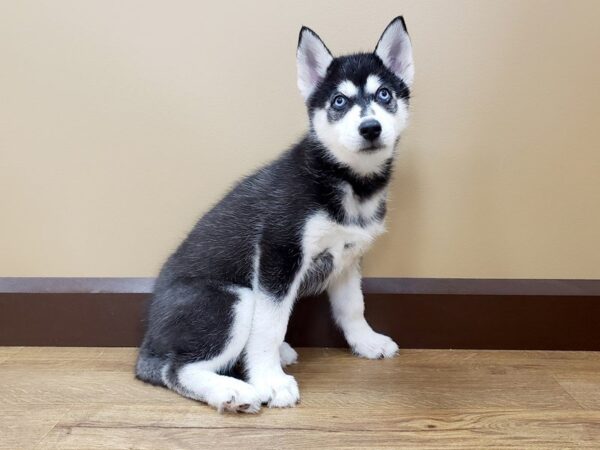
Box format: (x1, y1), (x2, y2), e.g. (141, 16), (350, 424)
(328, 265), (399, 359)
(244, 291), (299, 407)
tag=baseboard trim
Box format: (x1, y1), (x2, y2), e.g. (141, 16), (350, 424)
(1, 277), (599, 349)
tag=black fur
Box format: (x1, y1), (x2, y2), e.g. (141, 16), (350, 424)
(308, 53), (410, 115)
(298, 250), (334, 297)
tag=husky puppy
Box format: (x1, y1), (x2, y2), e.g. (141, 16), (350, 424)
(136, 16), (414, 413)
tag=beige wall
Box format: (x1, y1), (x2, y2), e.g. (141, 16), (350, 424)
(1, 0), (599, 278)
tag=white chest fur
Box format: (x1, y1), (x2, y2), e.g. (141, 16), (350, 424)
(301, 210), (385, 279)
(278, 186), (387, 301)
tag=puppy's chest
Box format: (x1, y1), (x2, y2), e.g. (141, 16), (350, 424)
(294, 186), (387, 296)
(308, 187), (386, 260)
(300, 199), (386, 287)
(297, 216), (384, 296)
(305, 217), (384, 260)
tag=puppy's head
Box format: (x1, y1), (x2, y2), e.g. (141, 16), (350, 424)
(297, 17), (414, 175)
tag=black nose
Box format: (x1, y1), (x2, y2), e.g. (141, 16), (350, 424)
(358, 119), (382, 141)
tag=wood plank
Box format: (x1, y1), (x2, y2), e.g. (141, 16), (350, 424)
(0, 346), (23, 357)
(554, 373), (600, 410)
(0, 348), (579, 410)
(0, 346), (22, 364)
(0, 406), (70, 450)
(0, 348), (599, 448)
(37, 407), (600, 449)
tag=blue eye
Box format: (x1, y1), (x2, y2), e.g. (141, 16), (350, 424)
(332, 95), (348, 110)
(376, 88), (391, 103)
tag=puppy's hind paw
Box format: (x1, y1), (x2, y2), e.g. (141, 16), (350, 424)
(279, 341), (298, 367)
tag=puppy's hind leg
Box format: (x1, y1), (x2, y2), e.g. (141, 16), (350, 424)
(166, 364), (261, 413)
(161, 284), (260, 413)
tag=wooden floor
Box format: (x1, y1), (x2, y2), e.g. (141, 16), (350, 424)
(2, 348), (600, 449)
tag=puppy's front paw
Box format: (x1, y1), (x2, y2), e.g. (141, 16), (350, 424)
(350, 331), (399, 359)
(250, 372), (300, 408)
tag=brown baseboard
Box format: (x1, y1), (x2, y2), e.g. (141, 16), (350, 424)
(1, 277), (599, 349)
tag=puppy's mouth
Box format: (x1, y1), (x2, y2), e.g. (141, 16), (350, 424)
(359, 143), (384, 153)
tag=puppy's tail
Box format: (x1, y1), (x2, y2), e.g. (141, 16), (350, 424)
(135, 346), (167, 387)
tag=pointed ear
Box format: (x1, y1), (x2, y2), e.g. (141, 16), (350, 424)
(297, 26), (333, 101)
(375, 16), (414, 88)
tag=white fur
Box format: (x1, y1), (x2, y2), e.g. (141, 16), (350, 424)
(375, 19), (414, 88)
(244, 210), (386, 407)
(365, 75), (382, 95)
(297, 29), (333, 101)
(244, 290), (300, 407)
(328, 265), (399, 359)
(337, 80), (358, 98)
(168, 289), (260, 413)
(312, 107), (391, 176)
(312, 95), (410, 176)
(312, 70), (410, 176)
(279, 341), (298, 366)
(177, 371), (260, 413)
(341, 182), (387, 223)
(303, 211), (385, 279)
(303, 212), (397, 359)
(371, 100), (410, 148)
(277, 211), (385, 301)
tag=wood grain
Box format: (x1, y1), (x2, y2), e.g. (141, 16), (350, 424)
(2, 347), (600, 449)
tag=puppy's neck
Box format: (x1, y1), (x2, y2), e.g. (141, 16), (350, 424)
(302, 133), (394, 200)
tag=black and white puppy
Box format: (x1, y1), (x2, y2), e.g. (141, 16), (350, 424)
(136, 16), (414, 413)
